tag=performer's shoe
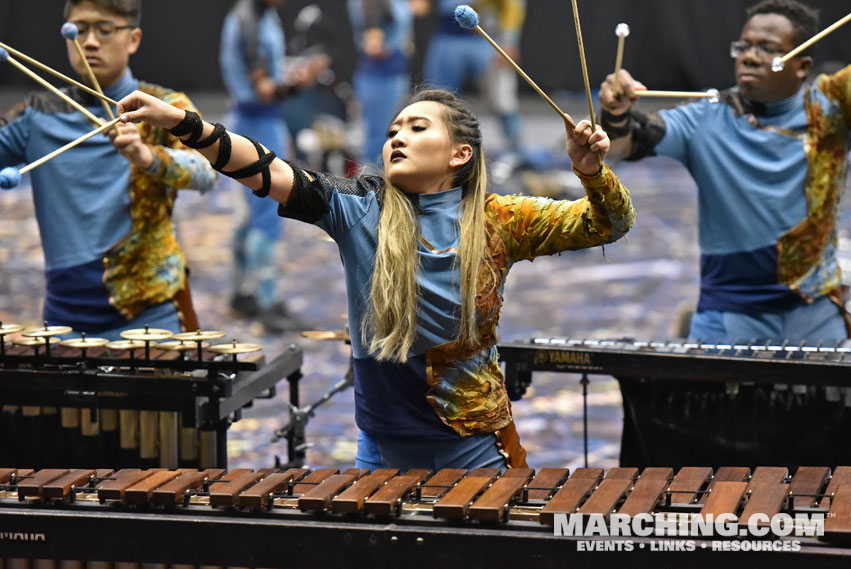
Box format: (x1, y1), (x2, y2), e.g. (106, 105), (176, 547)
(258, 302), (310, 334)
(230, 293), (260, 318)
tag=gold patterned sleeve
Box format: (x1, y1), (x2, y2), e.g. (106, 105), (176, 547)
(819, 65), (851, 127)
(486, 163), (635, 262)
(139, 88), (217, 192)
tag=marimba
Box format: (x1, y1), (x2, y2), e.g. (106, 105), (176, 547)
(499, 338), (851, 469)
(1, 465), (850, 568)
(0, 324), (303, 469)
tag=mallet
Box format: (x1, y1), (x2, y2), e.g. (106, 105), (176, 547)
(569, 0), (598, 131)
(0, 117), (121, 189)
(454, 5), (575, 129)
(612, 23), (630, 96)
(637, 89), (720, 102)
(61, 22), (120, 135)
(0, 47), (101, 128)
(568, 0), (602, 165)
(772, 11), (851, 72)
(0, 40), (118, 106)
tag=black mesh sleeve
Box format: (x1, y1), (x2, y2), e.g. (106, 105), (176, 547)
(622, 108), (668, 161)
(599, 106), (666, 160)
(277, 161), (386, 224)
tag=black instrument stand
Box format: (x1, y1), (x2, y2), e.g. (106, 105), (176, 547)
(273, 355), (354, 468)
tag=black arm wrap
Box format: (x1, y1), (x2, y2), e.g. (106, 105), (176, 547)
(210, 126), (232, 171)
(599, 107), (633, 138)
(171, 116), (233, 170)
(626, 108), (667, 161)
(274, 82), (302, 101)
(189, 122), (226, 149)
(167, 110), (204, 144)
(220, 137), (276, 198)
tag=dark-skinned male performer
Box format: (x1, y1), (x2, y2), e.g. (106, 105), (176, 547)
(600, 0), (850, 343)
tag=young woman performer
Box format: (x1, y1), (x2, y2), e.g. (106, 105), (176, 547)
(115, 88), (635, 470)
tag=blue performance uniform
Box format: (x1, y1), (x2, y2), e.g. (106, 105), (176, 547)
(348, 0), (413, 166)
(608, 69), (851, 342)
(220, 0), (291, 310)
(277, 162), (634, 470)
(0, 70), (216, 338)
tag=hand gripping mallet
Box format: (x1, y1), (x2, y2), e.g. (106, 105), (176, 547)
(568, 0), (602, 165)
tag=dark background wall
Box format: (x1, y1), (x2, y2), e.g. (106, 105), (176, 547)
(0, 0), (847, 94)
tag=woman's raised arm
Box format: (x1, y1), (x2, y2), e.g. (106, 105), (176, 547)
(117, 90), (296, 204)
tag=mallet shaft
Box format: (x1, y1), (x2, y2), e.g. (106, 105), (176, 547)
(637, 90), (715, 98)
(613, 36), (626, 95)
(472, 25), (575, 128)
(570, 0), (601, 165)
(0, 40), (118, 106)
(6, 56), (101, 127)
(570, 0), (596, 131)
(20, 117), (121, 175)
(70, 39), (120, 135)
(779, 11), (851, 64)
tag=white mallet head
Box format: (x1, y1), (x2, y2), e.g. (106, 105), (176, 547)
(706, 88), (720, 103)
(615, 23), (630, 38)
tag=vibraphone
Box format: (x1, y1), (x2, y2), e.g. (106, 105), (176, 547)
(498, 338), (851, 468)
(0, 323), (303, 469)
(1, 465), (851, 568)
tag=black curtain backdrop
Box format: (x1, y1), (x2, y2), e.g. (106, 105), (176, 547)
(0, 0), (847, 94)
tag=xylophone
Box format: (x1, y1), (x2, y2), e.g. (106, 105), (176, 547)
(1, 465), (851, 568)
(499, 338), (851, 469)
(0, 323), (303, 470)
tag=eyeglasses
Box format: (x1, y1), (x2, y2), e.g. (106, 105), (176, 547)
(71, 21), (134, 41)
(729, 40), (785, 59)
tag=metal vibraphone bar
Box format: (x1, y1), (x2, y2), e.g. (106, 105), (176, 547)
(1, 465), (851, 568)
(498, 338), (851, 397)
(0, 332), (303, 469)
(498, 338), (851, 469)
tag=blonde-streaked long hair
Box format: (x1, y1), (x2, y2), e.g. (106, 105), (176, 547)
(364, 90), (489, 362)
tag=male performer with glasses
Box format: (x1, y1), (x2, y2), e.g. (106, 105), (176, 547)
(599, 0), (850, 343)
(0, 0), (216, 339)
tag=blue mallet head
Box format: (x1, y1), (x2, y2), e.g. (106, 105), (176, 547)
(454, 5), (479, 29)
(0, 47), (8, 63)
(61, 22), (79, 41)
(0, 167), (21, 190)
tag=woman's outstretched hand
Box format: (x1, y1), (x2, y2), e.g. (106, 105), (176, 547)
(565, 118), (609, 176)
(116, 90), (186, 130)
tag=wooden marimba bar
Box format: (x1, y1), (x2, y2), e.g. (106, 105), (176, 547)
(1, 465), (851, 568)
(0, 326), (302, 470)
